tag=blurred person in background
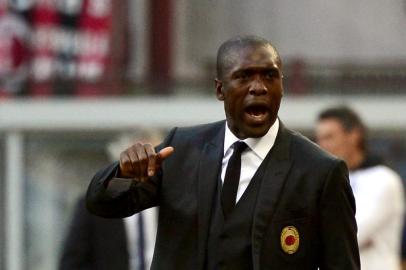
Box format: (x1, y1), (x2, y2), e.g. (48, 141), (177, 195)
(59, 196), (156, 270)
(316, 106), (405, 270)
(0, 2), (30, 97)
(59, 131), (160, 270)
(86, 35), (360, 269)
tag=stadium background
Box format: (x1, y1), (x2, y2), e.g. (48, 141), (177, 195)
(1, 0), (406, 269)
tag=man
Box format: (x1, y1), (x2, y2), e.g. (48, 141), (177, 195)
(87, 35), (360, 269)
(59, 196), (157, 270)
(316, 106), (405, 270)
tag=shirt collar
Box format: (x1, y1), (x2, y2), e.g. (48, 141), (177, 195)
(224, 118), (279, 160)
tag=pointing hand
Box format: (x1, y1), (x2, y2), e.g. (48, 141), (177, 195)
(119, 143), (174, 181)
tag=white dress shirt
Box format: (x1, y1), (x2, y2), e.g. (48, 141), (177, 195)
(124, 207), (158, 270)
(221, 119), (279, 202)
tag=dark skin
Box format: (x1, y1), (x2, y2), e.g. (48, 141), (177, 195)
(118, 142), (174, 181)
(118, 43), (283, 181)
(216, 44), (283, 139)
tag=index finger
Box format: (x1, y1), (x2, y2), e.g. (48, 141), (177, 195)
(144, 144), (157, 177)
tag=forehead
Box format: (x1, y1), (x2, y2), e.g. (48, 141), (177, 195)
(317, 119), (346, 134)
(228, 45), (280, 71)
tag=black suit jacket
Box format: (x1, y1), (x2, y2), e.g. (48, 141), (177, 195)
(59, 197), (129, 270)
(87, 120), (360, 270)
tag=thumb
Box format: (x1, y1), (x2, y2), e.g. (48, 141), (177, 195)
(158, 146), (174, 161)
(147, 146), (175, 178)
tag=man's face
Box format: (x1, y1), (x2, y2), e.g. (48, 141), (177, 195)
(216, 45), (283, 139)
(315, 119), (355, 162)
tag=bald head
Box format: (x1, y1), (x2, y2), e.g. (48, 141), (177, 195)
(216, 35), (282, 80)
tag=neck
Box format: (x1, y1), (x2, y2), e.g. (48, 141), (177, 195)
(347, 150), (365, 171)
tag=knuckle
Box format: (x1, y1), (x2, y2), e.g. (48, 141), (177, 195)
(119, 151), (127, 159)
(134, 142), (143, 148)
(138, 152), (148, 163)
(120, 157), (129, 167)
(144, 143), (153, 148)
(147, 151), (157, 160)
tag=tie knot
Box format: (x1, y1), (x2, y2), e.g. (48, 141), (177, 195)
(233, 141), (248, 155)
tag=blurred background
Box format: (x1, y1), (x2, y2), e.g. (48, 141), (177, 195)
(0, 0), (405, 269)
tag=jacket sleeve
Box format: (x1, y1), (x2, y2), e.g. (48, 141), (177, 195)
(319, 160), (360, 270)
(86, 127), (176, 218)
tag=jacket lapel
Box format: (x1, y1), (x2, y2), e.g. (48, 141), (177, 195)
(251, 123), (293, 270)
(197, 122), (225, 270)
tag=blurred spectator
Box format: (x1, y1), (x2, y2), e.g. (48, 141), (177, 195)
(59, 196), (157, 270)
(315, 105), (405, 270)
(59, 129), (162, 270)
(0, 5), (30, 97)
(1, 0), (129, 97)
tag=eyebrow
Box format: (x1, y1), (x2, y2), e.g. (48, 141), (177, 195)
(232, 66), (280, 76)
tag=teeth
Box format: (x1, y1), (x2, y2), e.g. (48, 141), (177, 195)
(248, 111), (264, 117)
(246, 106), (267, 118)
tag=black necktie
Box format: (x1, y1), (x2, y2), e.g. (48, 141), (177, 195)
(221, 141), (248, 219)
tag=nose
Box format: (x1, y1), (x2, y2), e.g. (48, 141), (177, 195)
(248, 76), (268, 95)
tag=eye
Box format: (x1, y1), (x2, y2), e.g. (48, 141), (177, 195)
(236, 71), (249, 80)
(265, 71), (278, 79)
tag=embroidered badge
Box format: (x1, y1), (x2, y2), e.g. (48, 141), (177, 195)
(280, 226), (300, 254)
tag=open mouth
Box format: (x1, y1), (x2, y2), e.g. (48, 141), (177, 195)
(245, 105), (269, 122)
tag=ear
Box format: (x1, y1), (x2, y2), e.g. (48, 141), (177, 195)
(215, 79), (224, 100)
